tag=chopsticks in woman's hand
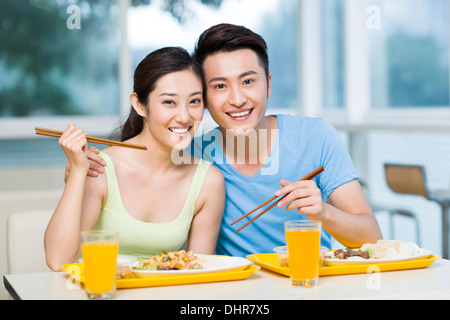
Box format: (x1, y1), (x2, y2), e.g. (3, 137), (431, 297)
(231, 166), (324, 233)
(35, 127), (147, 150)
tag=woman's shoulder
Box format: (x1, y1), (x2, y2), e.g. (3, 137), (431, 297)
(99, 147), (117, 163)
(194, 160), (225, 213)
(100, 147), (137, 171)
(188, 157), (223, 184)
(84, 149), (114, 195)
(196, 159), (224, 190)
(205, 162), (223, 182)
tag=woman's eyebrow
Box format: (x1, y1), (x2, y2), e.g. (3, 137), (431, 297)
(159, 92), (177, 96)
(159, 91), (202, 96)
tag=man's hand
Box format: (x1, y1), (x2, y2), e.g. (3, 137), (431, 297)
(275, 179), (324, 220)
(64, 146), (106, 183)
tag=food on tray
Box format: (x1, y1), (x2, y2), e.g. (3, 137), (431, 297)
(273, 246), (289, 267)
(361, 240), (419, 259)
(116, 265), (132, 279)
(331, 248), (370, 260)
(116, 255), (136, 279)
(324, 240), (420, 260)
(319, 250), (326, 266)
(279, 258), (289, 268)
(133, 250), (204, 271)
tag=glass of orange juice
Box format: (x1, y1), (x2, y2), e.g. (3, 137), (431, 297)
(284, 220), (321, 288)
(81, 230), (119, 299)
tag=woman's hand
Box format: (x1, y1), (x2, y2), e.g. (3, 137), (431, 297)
(275, 179), (324, 220)
(59, 122), (90, 173)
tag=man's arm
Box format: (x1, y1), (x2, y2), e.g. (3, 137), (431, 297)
(321, 180), (382, 247)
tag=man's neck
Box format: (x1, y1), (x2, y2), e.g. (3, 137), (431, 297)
(221, 115), (278, 176)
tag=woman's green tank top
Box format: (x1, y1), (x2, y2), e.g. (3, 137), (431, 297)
(93, 152), (211, 258)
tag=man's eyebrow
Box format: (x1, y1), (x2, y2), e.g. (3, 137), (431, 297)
(208, 70), (259, 84)
(208, 76), (227, 84)
(240, 70), (258, 78)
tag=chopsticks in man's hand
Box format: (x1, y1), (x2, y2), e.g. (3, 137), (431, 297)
(231, 166), (324, 233)
(35, 127), (147, 150)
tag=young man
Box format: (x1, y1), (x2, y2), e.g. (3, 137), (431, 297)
(75, 24), (382, 257)
(189, 23), (381, 256)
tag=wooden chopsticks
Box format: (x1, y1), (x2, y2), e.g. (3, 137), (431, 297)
(231, 166), (324, 233)
(35, 127), (147, 150)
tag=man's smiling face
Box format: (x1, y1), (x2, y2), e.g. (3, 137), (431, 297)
(203, 48), (271, 135)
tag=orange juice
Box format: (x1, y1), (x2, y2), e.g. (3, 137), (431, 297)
(82, 240), (118, 296)
(285, 220), (321, 287)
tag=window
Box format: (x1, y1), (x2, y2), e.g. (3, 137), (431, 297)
(0, 0), (120, 117)
(307, 0), (450, 117)
(367, 0), (449, 109)
(0, 0), (124, 166)
(321, 0), (345, 110)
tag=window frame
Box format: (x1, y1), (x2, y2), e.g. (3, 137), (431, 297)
(298, 0), (450, 133)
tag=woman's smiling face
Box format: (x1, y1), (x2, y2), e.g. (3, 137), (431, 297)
(145, 69), (204, 150)
(202, 48), (271, 135)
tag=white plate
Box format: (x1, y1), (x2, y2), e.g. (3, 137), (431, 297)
(78, 254), (136, 265)
(323, 248), (433, 266)
(132, 255), (251, 278)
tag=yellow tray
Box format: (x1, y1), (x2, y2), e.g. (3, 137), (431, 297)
(246, 253), (440, 277)
(61, 263), (260, 289)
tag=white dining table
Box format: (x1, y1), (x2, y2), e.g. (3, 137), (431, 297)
(3, 258), (450, 302)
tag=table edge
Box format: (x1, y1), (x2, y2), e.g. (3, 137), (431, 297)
(3, 275), (21, 300)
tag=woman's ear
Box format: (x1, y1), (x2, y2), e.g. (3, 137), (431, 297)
(130, 92), (147, 117)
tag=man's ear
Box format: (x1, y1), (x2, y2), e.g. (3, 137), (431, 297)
(267, 73), (272, 98)
(130, 92), (147, 117)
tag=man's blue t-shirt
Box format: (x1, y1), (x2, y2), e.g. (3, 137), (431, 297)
(189, 114), (358, 257)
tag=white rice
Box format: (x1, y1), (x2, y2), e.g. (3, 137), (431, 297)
(198, 255), (226, 269)
(361, 240), (420, 259)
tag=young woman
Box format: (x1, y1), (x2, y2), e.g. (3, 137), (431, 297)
(44, 47), (225, 271)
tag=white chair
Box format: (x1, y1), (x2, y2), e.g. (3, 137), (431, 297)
(7, 210), (53, 273)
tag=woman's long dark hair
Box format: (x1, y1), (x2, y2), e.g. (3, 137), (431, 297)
(116, 47), (203, 142)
